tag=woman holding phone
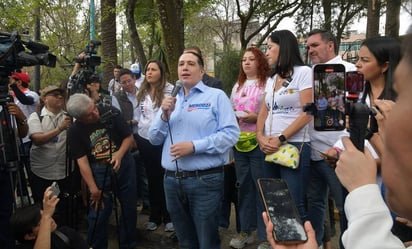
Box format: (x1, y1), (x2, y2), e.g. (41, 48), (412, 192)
(256, 30), (313, 249)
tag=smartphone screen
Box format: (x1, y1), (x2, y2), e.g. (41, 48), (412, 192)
(345, 71), (364, 103)
(313, 64), (346, 131)
(50, 181), (60, 198)
(257, 178), (307, 244)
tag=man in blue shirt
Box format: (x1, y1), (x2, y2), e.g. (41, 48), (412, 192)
(148, 51), (240, 249)
(316, 92), (328, 127)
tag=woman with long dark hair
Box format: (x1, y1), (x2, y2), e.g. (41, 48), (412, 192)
(256, 30), (313, 249)
(135, 60), (174, 232)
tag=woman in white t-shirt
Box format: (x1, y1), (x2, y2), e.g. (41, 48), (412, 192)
(135, 60), (174, 232)
(256, 30), (313, 225)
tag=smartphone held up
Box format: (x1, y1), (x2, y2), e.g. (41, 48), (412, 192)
(313, 64), (364, 131)
(258, 178), (307, 244)
(50, 181), (60, 198)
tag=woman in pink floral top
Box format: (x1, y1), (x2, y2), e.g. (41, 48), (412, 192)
(229, 47), (270, 249)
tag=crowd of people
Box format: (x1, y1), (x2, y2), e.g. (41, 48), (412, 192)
(0, 24), (411, 249)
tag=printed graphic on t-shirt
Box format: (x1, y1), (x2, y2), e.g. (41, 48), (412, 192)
(232, 83), (264, 113)
(270, 88), (299, 115)
(90, 128), (117, 160)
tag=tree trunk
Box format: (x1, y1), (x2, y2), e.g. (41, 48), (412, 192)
(322, 0), (332, 31)
(156, 0), (184, 82)
(385, 0), (401, 37)
(101, 0), (117, 89)
(366, 0), (381, 38)
(125, 0), (147, 68)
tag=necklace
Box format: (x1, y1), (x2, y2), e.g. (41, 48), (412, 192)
(274, 75), (286, 92)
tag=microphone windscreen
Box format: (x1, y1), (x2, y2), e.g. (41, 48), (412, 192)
(171, 80), (184, 97)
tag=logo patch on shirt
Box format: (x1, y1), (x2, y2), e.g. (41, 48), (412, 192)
(187, 102), (211, 112)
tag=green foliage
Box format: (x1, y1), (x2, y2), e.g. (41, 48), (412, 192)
(151, 30), (169, 74)
(0, 0), (97, 90)
(0, 0), (35, 32)
(215, 48), (241, 95)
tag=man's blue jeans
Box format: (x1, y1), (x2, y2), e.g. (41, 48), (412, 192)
(263, 142), (311, 222)
(164, 171), (223, 249)
(87, 152), (137, 249)
(307, 159), (346, 246)
(234, 146), (266, 241)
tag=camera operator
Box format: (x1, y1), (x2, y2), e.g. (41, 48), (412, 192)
(70, 52), (120, 108)
(8, 71), (39, 148)
(8, 71), (39, 206)
(66, 93), (137, 249)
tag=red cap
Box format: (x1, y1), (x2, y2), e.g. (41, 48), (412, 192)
(11, 72), (30, 84)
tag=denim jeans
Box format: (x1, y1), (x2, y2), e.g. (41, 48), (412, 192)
(87, 152), (137, 249)
(164, 171), (223, 249)
(263, 142), (311, 222)
(307, 159), (346, 247)
(234, 146), (266, 241)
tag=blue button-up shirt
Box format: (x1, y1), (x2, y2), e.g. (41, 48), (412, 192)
(148, 81), (240, 171)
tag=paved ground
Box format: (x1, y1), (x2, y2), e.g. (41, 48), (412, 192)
(81, 204), (342, 249)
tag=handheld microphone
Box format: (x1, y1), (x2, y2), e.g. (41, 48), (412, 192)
(171, 80), (184, 97)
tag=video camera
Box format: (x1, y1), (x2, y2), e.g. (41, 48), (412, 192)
(0, 31), (56, 89)
(0, 30), (56, 170)
(67, 40), (101, 95)
(74, 40), (101, 69)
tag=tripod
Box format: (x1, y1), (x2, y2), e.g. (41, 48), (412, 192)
(0, 97), (32, 210)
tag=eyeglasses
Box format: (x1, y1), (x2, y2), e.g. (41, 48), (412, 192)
(120, 78), (134, 85)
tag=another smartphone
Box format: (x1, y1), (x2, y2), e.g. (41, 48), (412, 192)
(345, 71), (364, 103)
(313, 64), (346, 131)
(308, 144), (339, 165)
(257, 178), (307, 244)
(50, 181), (60, 198)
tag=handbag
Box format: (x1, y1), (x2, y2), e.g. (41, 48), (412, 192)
(264, 143), (300, 169)
(235, 131), (259, 152)
(264, 75), (306, 169)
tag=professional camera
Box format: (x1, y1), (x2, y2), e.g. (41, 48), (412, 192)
(74, 40), (101, 69)
(0, 31), (56, 87)
(0, 30), (56, 170)
(67, 40), (101, 95)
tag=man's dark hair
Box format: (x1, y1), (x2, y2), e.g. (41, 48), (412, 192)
(114, 65), (122, 70)
(183, 51), (204, 68)
(308, 29), (338, 55)
(118, 68), (133, 78)
(184, 46), (203, 58)
(10, 204), (42, 244)
(184, 46), (205, 68)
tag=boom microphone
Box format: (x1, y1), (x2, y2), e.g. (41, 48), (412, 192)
(171, 80), (184, 97)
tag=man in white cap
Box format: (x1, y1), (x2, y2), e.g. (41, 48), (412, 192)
(130, 62), (145, 89)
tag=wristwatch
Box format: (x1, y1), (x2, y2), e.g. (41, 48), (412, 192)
(278, 134), (287, 143)
(364, 128), (375, 140)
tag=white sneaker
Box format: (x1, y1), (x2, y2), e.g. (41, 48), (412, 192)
(144, 221), (158, 231)
(164, 222), (175, 232)
(229, 231), (254, 249)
